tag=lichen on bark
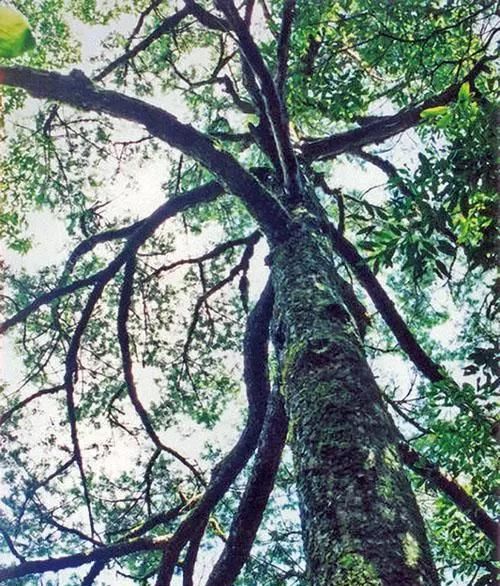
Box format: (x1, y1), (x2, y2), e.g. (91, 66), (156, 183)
(270, 225), (439, 586)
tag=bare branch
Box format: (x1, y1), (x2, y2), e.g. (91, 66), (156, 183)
(182, 520), (207, 586)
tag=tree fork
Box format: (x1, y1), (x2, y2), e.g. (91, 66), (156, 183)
(270, 224), (439, 585)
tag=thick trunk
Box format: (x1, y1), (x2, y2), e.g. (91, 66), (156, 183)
(271, 226), (439, 586)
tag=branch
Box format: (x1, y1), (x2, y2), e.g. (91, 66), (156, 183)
(81, 560), (106, 586)
(275, 0), (296, 97)
(64, 279), (111, 537)
(0, 66), (289, 242)
(0, 536), (170, 581)
(147, 230), (260, 281)
(118, 257), (204, 483)
(325, 223), (444, 382)
(62, 221), (142, 280)
(183, 0), (228, 32)
(220, 74), (256, 113)
(155, 279), (275, 584)
(181, 520), (207, 586)
(205, 389), (287, 586)
(182, 230), (261, 359)
(122, 502), (191, 541)
(214, 0), (301, 202)
(324, 223), (494, 427)
(301, 57), (492, 161)
(399, 442), (498, 543)
(94, 6), (191, 82)
(0, 384), (64, 426)
(0, 181), (225, 335)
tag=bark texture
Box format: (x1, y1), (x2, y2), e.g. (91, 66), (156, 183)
(271, 223), (439, 586)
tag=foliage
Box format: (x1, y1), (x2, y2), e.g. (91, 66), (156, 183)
(0, 1), (497, 585)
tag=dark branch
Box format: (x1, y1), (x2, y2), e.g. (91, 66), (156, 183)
(94, 7), (191, 82)
(0, 66), (289, 242)
(118, 257), (204, 483)
(301, 57), (492, 161)
(399, 442), (498, 543)
(184, 0), (228, 32)
(147, 230), (260, 281)
(182, 520), (207, 586)
(0, 384), (64, 426)
(155, 279), (275, 584)
(325, 223), (444, 382)
(182, 230), (261, 359)
(205, 389), (287, 586)
(215, 0), (301, 202)
(81, 560), (107, 586)
(0, 536), (170, 581)
(64, 279), (110, 537)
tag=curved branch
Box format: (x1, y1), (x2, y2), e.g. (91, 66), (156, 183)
(155, 279), (275, 584)
(147, 230), (260, 281)
(0, 384), (64, 426)
(118, 257), (204, 483)
(0, 66), (289, 241)
(301, 57), (492, 161)
(0, 536), (170, 581)
(205, 389), (287, 586)
(64, 279), (111, 537)
(0, 181), (224, 335)
(399, 442), (498, 544)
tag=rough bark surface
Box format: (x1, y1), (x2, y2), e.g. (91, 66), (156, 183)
(271, 224), (440, 586)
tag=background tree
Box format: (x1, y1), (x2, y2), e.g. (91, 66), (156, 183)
(0, 1), (497, 585)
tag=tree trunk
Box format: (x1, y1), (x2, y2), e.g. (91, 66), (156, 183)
(271, 225), (439, 586)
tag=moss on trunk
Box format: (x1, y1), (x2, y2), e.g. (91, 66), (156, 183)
(271, 225), (439, 586)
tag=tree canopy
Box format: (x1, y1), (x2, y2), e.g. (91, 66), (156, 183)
(0, 1), (498, 585)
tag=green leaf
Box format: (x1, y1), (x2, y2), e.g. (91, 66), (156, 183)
(420, 105), (449, 119)
(0, 7), (36, 58)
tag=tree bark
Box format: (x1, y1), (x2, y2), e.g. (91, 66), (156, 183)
(271, 224), (439, 586)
